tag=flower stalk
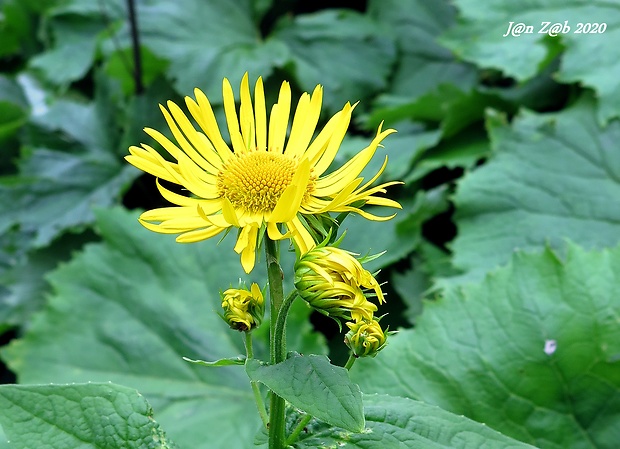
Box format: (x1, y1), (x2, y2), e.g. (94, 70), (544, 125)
(265, 236), (286, 449)
(244, 332), (269, 428)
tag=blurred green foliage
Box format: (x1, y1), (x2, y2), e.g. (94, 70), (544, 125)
(1, 0), (619, 448)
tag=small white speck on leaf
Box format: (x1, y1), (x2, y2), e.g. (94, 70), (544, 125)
(544, 339), (557, 355)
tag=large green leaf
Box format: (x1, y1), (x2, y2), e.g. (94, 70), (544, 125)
(342, 187), (450, 273)
(352, 244), (620, 449)
(0, 75), (28, 146)
(1, 207), (304, 448)
(133, 0), (288, 98)
(0, 231), (95, 332)
(296, 394), (537, 449)
(0, 73), (174, 250)
(273, 9), (396, 115)
(246, 353), (364, 432)
(0, 383), (177, 449)
(367, 0), (477, 102)
(450, 97), (620, 282)
(442, 0), (620, 123)
(29, 14), (106, 85)
(365, 0), (479, 132)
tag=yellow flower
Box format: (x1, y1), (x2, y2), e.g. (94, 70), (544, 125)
(221, 283), (265, 332)
(126, 73), (401, 273)
(344, 318), (387, 358)
(294, 246), (384, 322)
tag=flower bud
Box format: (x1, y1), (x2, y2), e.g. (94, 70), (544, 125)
(220, 283), (265, 332)
(344, 319), (387, 358)
(294, 246), (384, 323)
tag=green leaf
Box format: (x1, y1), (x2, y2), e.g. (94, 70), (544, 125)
(133, 0), (288, 97)
(183, 356), (245, 367)
(296, 394), (537, 449)
(0, 72), (174, 250)
(442, 0), (620, 123)
(273, 9), (396, 115)
(368, 0), (477, 101)
(29, 15), (105, 85)
(450, 96), (620, 283)
(1, 207), (306, 448)
(369, 84), (510, 139)
(342, 187), (450, 273)
(246, 353), (364, 432)
(352, 244), (620, 448)
(0, 231), (95, 331)
(0, 383), (177, 449)
(406, 126), (490, 183)
(0, 75), (28, 141)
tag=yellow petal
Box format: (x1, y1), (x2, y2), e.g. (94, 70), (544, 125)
(267, 222), (292, 240)
(189, 88), (233, 162)
(176, 226), (226, 242)
(234, 225), (259, 273)
(239, 73), (255, 150)
(166, 101), (223, 172)
(268, 81), (291, 152)
(310, 102), (354, 176)
(254, 77), (267, 151)
(222, 197), (240, 226)
(303, 109), (342, 163)
(270, 158), (310, 223)
(223, 77), (247, 154)
(287, 216), (316, 254)
(125, 146), (182, 184)
(285, 85), (323, 158)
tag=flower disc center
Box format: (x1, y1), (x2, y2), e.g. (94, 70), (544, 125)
(217, 151), (301, 214)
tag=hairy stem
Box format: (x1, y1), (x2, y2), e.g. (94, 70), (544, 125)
(245, 333), (268, 428)
(285, 414), (313, 446)
(265, 237), (286, 449)
(344, 353), (357, 371)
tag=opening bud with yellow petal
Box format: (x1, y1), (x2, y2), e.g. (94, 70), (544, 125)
(220, 282), (265, 332)
(294, 246), (385, 324)
(344, 318), (388, 358)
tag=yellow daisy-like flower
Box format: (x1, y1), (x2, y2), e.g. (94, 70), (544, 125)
(126, 73), (401, 273)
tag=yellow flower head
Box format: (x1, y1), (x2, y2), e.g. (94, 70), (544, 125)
(344, 318), (387, 358)
(221, 283), (265, 332)
(294, 246), (385, 323)
(126, 73), (401, 273)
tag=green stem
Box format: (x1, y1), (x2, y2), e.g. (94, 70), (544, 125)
(274, 291), (298, 362)
(285, 414), (313, 446)
(265, 237), (286, 449)
(344, 353), (357, 371)
(245, 333), (269, 428)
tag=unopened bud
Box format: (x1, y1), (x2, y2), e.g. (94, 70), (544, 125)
(220, 283), (265, 332)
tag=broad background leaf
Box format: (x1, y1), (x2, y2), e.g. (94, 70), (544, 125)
(273, 9), (396, 115)
(0, 383), (177, 449)
(297, 394), (537, 449)
(352, 243), (620, 449)
(449, 97), (620, 283)
(442, 0), (620, 123)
